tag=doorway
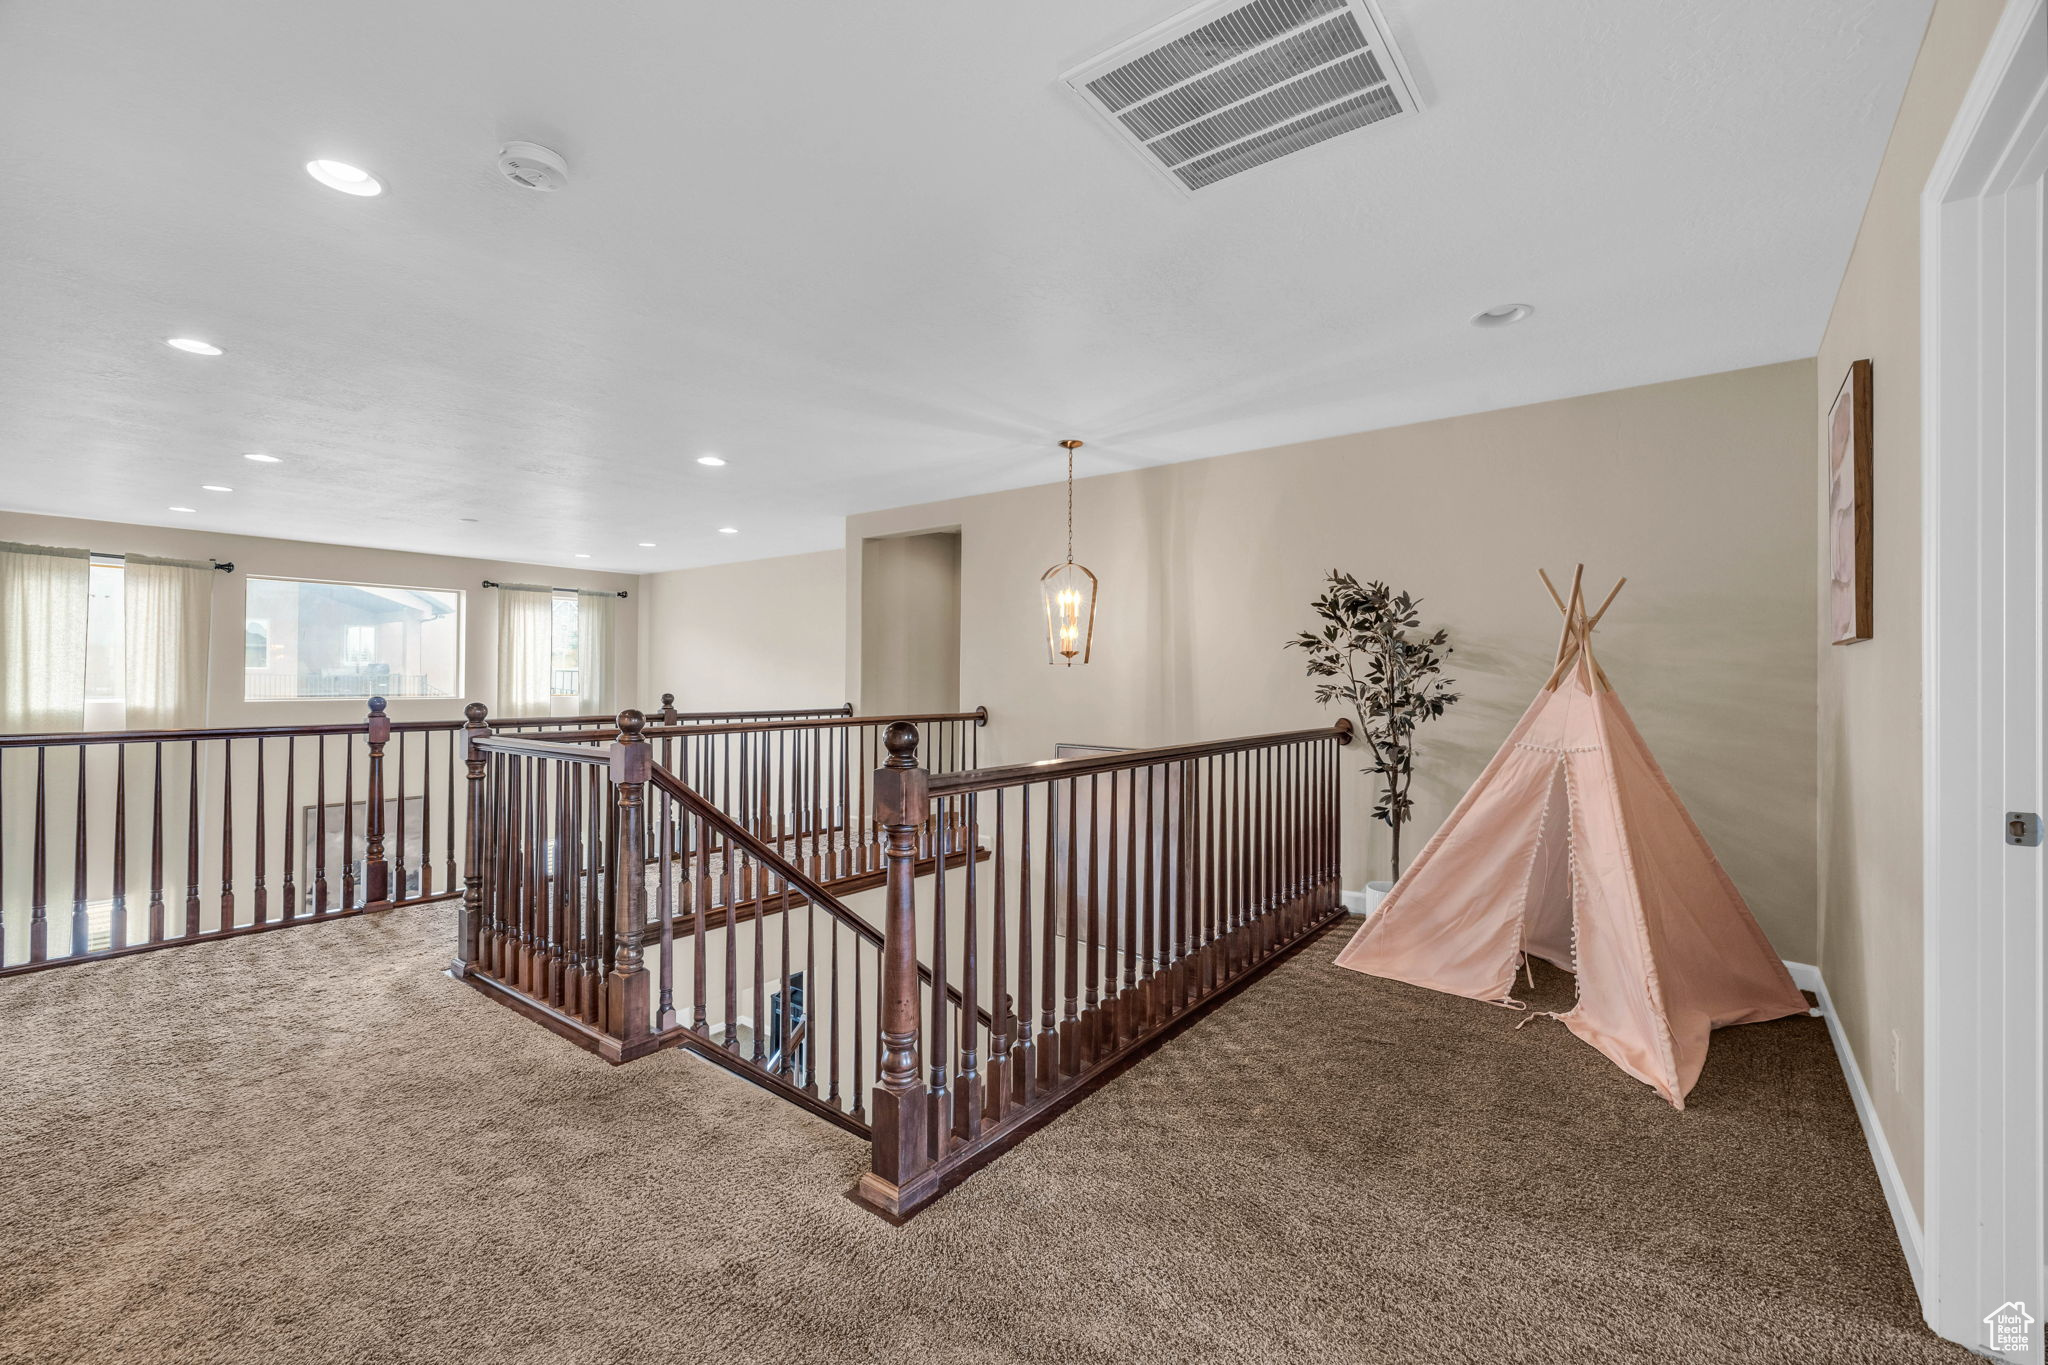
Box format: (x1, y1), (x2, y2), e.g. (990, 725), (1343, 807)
(859, 530), (961, 716)
(1920, 2), (2045, 1356)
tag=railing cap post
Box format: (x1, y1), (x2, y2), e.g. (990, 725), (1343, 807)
(874, 722), (927, 825)
(610, 708), (650, 784)
(366, 695), (390, 742)
(658, 693), (678, 723)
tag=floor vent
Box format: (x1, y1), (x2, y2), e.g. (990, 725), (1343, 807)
(1063, 0), (1420, 192)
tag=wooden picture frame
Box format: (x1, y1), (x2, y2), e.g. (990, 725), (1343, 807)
(1828, 359), (1873, 644)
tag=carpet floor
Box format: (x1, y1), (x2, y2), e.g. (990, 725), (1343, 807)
(1, 904), (1969, 1365)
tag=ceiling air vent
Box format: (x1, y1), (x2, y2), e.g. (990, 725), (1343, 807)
(1062, 0), (1421, 193)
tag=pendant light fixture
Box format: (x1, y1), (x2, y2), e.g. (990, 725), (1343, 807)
(1040, 438), (1098, 666)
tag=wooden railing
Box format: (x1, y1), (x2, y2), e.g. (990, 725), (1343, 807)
(452, 712), (989, 1134)
(0, 696), (853, 975)
(854, 717), (1351, 1219)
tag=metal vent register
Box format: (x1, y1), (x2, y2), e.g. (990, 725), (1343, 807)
(1063, 0), (1420, 192)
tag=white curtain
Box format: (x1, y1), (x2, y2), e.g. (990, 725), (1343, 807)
(123, 555), (215, 729)
(0, 541), (90, 733)
(496, 584), (554, 719)
(573, 590), (615, 716)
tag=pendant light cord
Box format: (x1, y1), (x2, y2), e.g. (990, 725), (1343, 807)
(1065, 443), (1075, 565)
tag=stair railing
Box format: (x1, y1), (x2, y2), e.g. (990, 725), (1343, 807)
(455, 710), (993, 1133)
(857, 717), (1352, 1219)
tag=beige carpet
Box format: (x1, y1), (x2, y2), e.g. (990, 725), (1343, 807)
(1, 904), (1969, 1365)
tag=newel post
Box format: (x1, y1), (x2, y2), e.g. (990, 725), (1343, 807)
(605, 709), (653, 1057)
(658, 693), (680, 725)
(858, 721), (932, 1215)
(450, 702), (491, 978)
(363, 696), (391, 907)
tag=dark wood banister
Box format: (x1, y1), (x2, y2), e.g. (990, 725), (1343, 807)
(925, 718), (1352, 796)
(533, 707), (989, 746)
(640, 763), (996, 1031)
(0, 703), (854, 748)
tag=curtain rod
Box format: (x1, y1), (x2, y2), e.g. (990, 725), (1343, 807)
(87, 552), (233, 572)
(481, 580), (628, 599)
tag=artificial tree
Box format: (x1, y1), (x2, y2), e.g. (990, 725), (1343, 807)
(1288, 572), (1461, 881)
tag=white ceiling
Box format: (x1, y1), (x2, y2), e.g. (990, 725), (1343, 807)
(0, 0), (1932, 573)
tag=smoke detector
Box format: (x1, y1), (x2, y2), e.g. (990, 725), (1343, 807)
(1063, 0), (1421, 193)
(496, 141), (570, 191)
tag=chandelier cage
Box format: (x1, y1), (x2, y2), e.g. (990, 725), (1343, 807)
(1040, 439), (1099, 666)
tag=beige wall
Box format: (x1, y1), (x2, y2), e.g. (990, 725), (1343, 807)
(847, 360), (1821, 959)
(0, 509), (639, 728)
(1813, 0), (2005, 1224)
(858, 531), (961, 715)
(637, 548), (847, 712)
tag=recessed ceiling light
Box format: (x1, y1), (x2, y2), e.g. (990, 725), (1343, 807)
(573, 553), (591, 559)
(457, 517), (479, 523)
(243, 452), (281, 463)
(1472, 303), (1535, 327)
(201, 485), (232, 492)
(637, 542), (656, 548)
(717, 526), (739, 534)
(165, 338), (222, 356)
(168, 506), (195, 513)
(306, 159), (383, 196)
(696, 455), (726, 467)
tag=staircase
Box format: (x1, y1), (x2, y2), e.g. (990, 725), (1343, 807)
(454, 706), (1351, 1217)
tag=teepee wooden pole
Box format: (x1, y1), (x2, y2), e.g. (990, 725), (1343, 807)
(1588, 577), (1627, 629)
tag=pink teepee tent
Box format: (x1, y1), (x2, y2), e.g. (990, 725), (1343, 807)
(1333, 567), (1808, 1107)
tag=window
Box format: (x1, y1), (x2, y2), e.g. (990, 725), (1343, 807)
(243, 577), (462, 701)
(549, 591), (579, 697)
(84, 557), (125, 701)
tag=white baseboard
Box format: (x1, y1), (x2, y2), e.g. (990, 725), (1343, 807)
(1782, 958), (1927, 1307)
(1341, 890), (1374, 915)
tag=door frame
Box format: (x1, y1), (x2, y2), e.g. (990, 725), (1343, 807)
(1920, 0), (2047, 1357)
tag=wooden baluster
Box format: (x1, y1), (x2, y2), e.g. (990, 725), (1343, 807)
(1121, 764), (1138, 1043)
(692, 811), (710, 1035)
(1102, 768), (1119, 1053)
(109, 745), (127, 952)
(1039, 778), (1059, 1086)
(1015, 782), (1037, 1105)
(656, 790), (677, 1033)
(29, 750), (48, 962)
(1060, 776), (1080, 1075)
(281, 738), (297, 921)
(585, 765), (604, 1020)
(752, 748), (768, 1063)
(987, 787), (1009, 1123)
(363, 697), (390, 907)
(148, 743), (165, 944)
(1139, 764), (1155, 1028)
(71, 746), (88, 957)
(252, 736), (267, 925)
(393, 729), (409, 901)
(495, 756), (516, 979)
(826, 910), (842, 1106)
(415, 729), (431, 900)
(603, 711), (651, 1054)
(342, 740), (356, 911)
(1081, 773), (1097, 1064)
(218, 738), (235, 932)
(173, 744), (196, 936)
(451, 704), (490, 978)
(546, 759), (566, 1003)
(957, 789), (982, 1141)
(929, 789), (950, 1152)
(443, 729), (458, 896)
(313, 738), (329, 915)
(851, 937), (866, 1124)
(860, 721), (931, 1213)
